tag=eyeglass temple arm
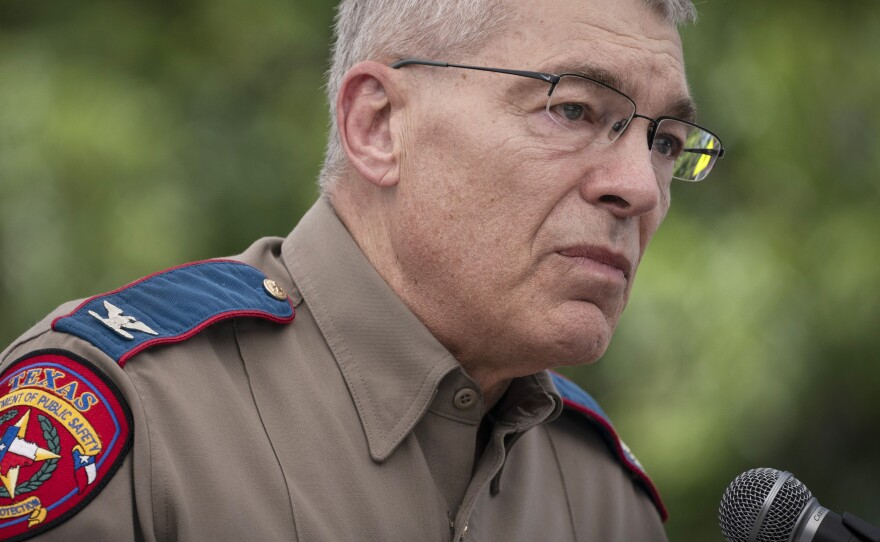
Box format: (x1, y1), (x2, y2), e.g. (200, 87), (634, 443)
(390, 59), (559, 85)
(684, 147), (725, 158)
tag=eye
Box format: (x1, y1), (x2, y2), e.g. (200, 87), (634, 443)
(652, 134), (683, 160)
(547, 102), (606, 127)
(554, 103), (588, 122)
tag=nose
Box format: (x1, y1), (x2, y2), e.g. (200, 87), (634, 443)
(579, 121), (665, 218)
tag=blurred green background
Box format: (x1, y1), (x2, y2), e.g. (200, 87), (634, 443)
(1, 1), (878, 539)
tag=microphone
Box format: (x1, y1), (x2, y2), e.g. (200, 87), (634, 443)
(719, 468), (880, 542)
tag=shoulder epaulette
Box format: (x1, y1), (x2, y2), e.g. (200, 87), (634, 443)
(549, 371), (668, 522)
(52, 260), (295, 366)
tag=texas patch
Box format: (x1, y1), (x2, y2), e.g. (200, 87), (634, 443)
(0, 350), (132, 541)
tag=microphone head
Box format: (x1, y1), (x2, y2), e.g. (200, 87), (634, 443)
(719, 468), (814, 542)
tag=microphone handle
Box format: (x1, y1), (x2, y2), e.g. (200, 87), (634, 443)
(793, 500), (880, 542)
(840, 513), (880, 542)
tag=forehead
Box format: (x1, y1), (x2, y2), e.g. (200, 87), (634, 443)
(479, 0), (690, 112)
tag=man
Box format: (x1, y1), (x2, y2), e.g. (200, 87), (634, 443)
(0, 0), (723, 540)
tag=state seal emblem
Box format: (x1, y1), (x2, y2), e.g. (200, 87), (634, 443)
(0, 350), (132, 541)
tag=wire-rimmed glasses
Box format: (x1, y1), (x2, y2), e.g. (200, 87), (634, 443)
(391, 59), (725, 182)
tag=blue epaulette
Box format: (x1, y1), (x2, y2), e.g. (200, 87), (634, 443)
(549, 371), (668, 522)
(52, 260), (295, 366)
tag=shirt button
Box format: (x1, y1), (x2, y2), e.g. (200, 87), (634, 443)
(453, 388), (478, 410)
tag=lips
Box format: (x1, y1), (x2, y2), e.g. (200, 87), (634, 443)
(558, 245), (634, 280)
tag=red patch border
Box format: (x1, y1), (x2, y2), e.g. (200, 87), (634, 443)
(0, 349), (133, 541)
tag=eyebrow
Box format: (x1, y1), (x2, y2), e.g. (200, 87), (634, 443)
(665, 96), (698, 124)
(544, 61), (627, 92)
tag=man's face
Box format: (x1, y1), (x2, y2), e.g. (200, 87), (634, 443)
(386, 0), (690, 379)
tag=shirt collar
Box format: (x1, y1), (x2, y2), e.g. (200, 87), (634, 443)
(282, 199), (459, 461)
(281, 198), (561, 461)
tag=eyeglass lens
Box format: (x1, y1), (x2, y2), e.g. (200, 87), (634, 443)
(545, 74), (721, 182)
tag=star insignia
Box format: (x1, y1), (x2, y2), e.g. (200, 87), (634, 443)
(0, 411), (60, 498)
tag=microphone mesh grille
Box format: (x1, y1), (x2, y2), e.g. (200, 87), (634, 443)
(719, 468), (813, 542)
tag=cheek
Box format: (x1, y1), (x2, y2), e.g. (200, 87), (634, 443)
(401, 114), (564, 248)
(394, 94), (593, 302)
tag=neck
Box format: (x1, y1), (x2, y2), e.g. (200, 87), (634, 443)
(478, 378), (512, 413)
(331, 178), (515, 413)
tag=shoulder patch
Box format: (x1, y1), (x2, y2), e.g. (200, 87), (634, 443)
(549, 371), (668, 522)
(0, 350), (132, 541)
(52, 260), (295, 366)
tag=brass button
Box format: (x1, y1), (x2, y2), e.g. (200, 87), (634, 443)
(453, 388), (478, 410)
(263, 278), (288, 301)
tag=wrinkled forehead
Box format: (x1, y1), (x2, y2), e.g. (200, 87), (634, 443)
(480, 0), (691, 114)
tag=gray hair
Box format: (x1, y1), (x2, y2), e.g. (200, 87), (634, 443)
(318, 0), (697, 195)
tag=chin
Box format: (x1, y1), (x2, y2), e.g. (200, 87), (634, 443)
(553, 335), (610, 368)
(544, 303), (618, 368)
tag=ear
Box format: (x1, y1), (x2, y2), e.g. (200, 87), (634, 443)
(337, 61), (402, 187)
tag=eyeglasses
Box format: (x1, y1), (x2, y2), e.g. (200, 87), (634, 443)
(391, 58), (725, 182)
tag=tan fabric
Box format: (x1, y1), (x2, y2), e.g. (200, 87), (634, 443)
(1, 199), (667, 541)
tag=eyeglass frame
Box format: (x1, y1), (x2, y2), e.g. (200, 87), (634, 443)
(390, 58), (725, 182)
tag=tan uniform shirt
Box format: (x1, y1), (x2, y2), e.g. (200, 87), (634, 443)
(0, 199), (667, 541)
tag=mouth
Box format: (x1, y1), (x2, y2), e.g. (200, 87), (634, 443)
(557, 245), (633, 282)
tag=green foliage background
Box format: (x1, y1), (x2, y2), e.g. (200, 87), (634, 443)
(2, 1), (878, 539)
